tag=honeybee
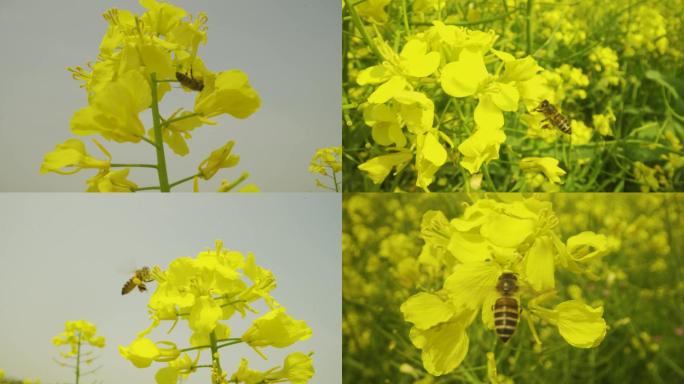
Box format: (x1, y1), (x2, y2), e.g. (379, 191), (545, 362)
(493, 272), (520, 343)
(534, 99), (572, 135)
(176, 68), (204, 92)
(121, 267), (154, 295)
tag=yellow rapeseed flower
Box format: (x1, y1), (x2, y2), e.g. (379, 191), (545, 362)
(40, 139), (110, 175)
(401, 197), (612, 375)
(198, 141), (240, 180)
(519, 157), (567, 184)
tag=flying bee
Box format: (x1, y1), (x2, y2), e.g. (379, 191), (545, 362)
(534, 99), (572, 135)
(175, 68), (204, 92)
(493, 272), (520, 343)
(121, 267), (154, 295)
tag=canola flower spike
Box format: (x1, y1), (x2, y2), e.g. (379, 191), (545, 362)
(519, 157), (567, 184)
(353, 21), (556, 190)
(41, 0), (261, 192)
(401, 197), (612, 376)
(52, 320), (105, 384)
(309, 146), (342, 190)
(119, 240), (314, 383)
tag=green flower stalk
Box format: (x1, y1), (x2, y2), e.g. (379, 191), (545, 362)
(40, 0), (261, 192)
(119, 241), (315, 384)
(52, 320), (106, 384)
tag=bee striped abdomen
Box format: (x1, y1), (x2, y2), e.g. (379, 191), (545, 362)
(535, 99), (572, 135)
(176, 71), (204, 92)
(121, 279), (137, 295)
(121, 267), (153, 295)
(493, 296), (519, 343)
(549, 111), (572, 134)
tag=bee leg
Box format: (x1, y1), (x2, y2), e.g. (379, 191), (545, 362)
(541, 123), (551, 130)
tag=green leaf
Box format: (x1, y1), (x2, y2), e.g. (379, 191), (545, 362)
(645, 70), (680, 99)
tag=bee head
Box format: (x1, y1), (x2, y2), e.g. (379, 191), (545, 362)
(540, 99), (549, 108)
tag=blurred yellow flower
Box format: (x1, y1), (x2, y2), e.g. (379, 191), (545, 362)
(593, 109), (616, 136)
(519, 157), (566, 184)
(355, 0), (391, 24)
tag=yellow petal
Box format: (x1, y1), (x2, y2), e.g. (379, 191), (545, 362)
(410, 311), (475, 376)
(474, 95), (504, 129)
(440, 49), (488, 97)
(519, 157), (566, 184)
(401, 292), (456, 330)
(358, 151), (412, 184)
(357, 64), (392, 85)
(480, 212), (536, 248)
(416, 132), (447, 191)
(241, 308), (312, 348)
(195, 70), (261, 119)
(490, 82), (519, 111)
(188, 296), (222, 334)
(501, 56), (541, 82)
(368, 76), (407, 104)
(566, 231), (616, 262)
(443, 261), (501, 313)
(524, 235), (556, 291)
(400, 40), (441, 78)
(555, 301), (607, 348)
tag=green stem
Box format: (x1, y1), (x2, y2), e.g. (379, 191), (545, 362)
(344, 0), (381, 58)
(526, 0), (534, 55)
(169, 173), (201, 189)
(209, 330), (223, 379)
(134, 186), (162, 192)
(401, 0), (410, 35)
(332, 169), (339, 192)
(483, 165), (497, 192)
(150, 73), (171, 192)
(75, 332), (81, 384)
(179, 344), (209, 353)
(162, 112), (201, 128)
(110, 163), (158, 169)
(138, 135), (157, 146)
(216, 173), (249, 192)
(217, 340), (243, 349)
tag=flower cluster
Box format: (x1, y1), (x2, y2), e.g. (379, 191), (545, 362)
(52, 320), (106, 383)
(353, 23), (553, 191)
(342, 193), (684, 382)
(40, 0), (261, 192)
(400, 197), (613, 375)
(119, 241), (314, 384)
(344, 0), (684, 192)
(308, 146), (342, 191)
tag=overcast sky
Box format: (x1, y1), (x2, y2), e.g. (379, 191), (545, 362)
(0, 0), (340, 192)
(0, 194), (341, 383)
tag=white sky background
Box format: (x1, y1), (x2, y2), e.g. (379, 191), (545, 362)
(0, 0), (341, 192)
(0, 194), (341, 383)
